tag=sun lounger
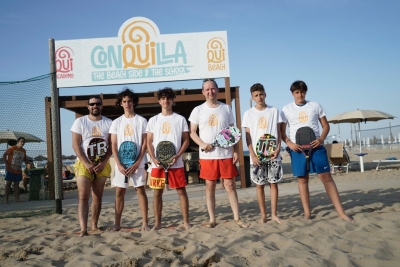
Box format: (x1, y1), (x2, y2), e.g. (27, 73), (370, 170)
(372, 159), (400, 170)
(325, 143), (359, 173)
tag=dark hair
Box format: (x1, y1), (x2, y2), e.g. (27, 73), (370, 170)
(115, 88), (139, 108)
(202, 78), (218, 90)
(156, 87), (176, 100)
(290, 80), (308, 92)
(250, 83), (265, 93)
(17, 137), (26, 143)
(87, 95), (102, 105)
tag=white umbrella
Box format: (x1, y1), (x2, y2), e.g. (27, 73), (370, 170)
(0, 130), (44, 145)
(328, 110), (396, 172)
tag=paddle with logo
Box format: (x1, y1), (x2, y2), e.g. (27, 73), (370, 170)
(201, 126), (241, 152)
(295, 127), (316, 171)
(251, 134), (283, 184)
(118, 141), (138, 184)
(87, 138), (108, 180)
(156, 141), (176, 186)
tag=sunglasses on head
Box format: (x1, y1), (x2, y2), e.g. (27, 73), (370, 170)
(88, 102), (102, 106)
(202, 78), (215, 82)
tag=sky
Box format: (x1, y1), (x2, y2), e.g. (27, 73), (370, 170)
(1, 0), (399, 156)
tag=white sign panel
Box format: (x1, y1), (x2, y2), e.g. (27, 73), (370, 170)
(55, 17), (229, 88)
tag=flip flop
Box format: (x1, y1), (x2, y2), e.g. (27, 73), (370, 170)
(201, 222), (216, 228)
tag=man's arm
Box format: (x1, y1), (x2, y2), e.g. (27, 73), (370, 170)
(229, 123), (239, 164)
(189, 122), (212, 152)
(94, 134), (113, 173)
(281, 122), (301, 152)
(312, 116), (329, 147)
(72, 132), (93, 171)
(146, 131), (161, 168)
(245, 128), (259, 165)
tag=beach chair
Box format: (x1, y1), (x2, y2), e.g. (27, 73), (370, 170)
(372, 158), (400, 170)
(325, 143), (359, 173)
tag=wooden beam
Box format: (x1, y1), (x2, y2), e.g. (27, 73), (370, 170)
(224, 77), (231, 107)
(233, 87), (246, 188)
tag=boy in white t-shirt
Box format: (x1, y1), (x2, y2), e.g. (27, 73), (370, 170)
(189, 79), (249, 228)
(109, 88), (150, 231)
(281, 80), (355, 223)
(242, 83), (284, 224)
(146, 88), (191, 230)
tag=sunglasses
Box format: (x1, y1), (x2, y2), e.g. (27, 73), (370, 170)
(202, 78), (215, 82)
(88, 102), (102, 106)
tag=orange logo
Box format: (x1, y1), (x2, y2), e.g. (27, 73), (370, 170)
(162, 122), (171, 134)
(124, 124), (134, 136)
(208, 114), (218, 126)
(258, 117), (268, 129)
(207, 37), (226, 71)
(92, 126), (102, 137)
(299, 111), (308, 123)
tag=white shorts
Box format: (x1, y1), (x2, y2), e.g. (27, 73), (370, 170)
(112, 167), (146, 188)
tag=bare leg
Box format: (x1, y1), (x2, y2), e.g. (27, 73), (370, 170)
(4, 180), (11, 204)
(153, 188), (163, 230)
(217, 178), (225, 189)
(23, 179), (28, 191)
(91, 176), (107, 231)
(298, 176), (311, 219)
(256, 184), (267, 223)
(77, 176), (92, 236)
(113, 186), (126, 231)
(204, 179), (216, 227)
(135, 186), (150, 231)
(224, 178), (249, 228)
(318, 172), (355, 223)
(14, 181), (21, 201)
(269, 183), (283, 224)
(176, 187), (191, 229)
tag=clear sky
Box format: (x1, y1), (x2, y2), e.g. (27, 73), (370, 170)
(1, 0), (399, 156)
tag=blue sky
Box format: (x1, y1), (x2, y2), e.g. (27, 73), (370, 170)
(1, 0), (399, 156)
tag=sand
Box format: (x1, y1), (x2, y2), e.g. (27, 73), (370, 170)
(0, 148), (399, 266)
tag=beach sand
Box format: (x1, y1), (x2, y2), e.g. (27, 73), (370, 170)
(0, 148), (399, 266)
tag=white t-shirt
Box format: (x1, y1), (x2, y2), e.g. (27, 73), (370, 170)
(281, 101), (326, 143)
(146, 113), (189, 168)
(109, 114), (148, 168)
(70, 115), (112, 160)
(242, 106), (282, 164)
(188, 102), (235, 159)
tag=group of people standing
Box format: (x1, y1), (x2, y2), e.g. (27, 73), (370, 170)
(69, 79), (355, 237)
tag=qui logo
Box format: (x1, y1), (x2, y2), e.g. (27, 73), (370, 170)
(56, 46), (74, 79)
(207, 37), (226, 71)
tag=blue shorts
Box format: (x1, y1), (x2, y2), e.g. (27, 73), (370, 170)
(5, 171), (23, 182)
(289, 146), (330, 177)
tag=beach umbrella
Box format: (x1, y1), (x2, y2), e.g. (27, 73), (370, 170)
(0, 130), (44, 145)
(34, 155), (47, 161)
(328, 110), (396, 172)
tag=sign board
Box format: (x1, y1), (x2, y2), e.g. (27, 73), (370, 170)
(55, 17), (230, 88)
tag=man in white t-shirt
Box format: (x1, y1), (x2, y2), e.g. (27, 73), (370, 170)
(109, 88), (150, 231)
(146, 87), (191, 230)
(189, 79), (249, 228)
(281, 80), (355, 223)
(242, 83), (284, 224)
(71, 96), (113, 237)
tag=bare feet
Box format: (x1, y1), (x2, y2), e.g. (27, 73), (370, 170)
(141, 224), (150, 231)
(201, 221), (216, 228)
(234, 218), (250, 228)
(79, 230), (88, 237)
(271, 215), (284, 224)
(258, 215), (268, 224)
(339, 214), (356, 223)
(112, 225), (121, 231)
(91, 224), (102, 231)
(152, 223), (162, 230)
(183, 222), (192, 230)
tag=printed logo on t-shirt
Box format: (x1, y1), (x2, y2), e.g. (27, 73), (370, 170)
(92, 126), (102, 136)
(208, 114), (218, 126)
(10, 150), (24, 170)
(298, 111), (308, 123)
(258, 117), (268, 129)
(162, 122), (171, 134)
(124, 124), (134, 136)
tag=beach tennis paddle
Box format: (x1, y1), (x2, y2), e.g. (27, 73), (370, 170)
(201, 126), (241, 152)
(295, 127), (316, 171)
(253, 134), (277, 175)
(118, 141), (138, 183)
(156, 141), (176, 186)
(87, 138), (108, 180)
